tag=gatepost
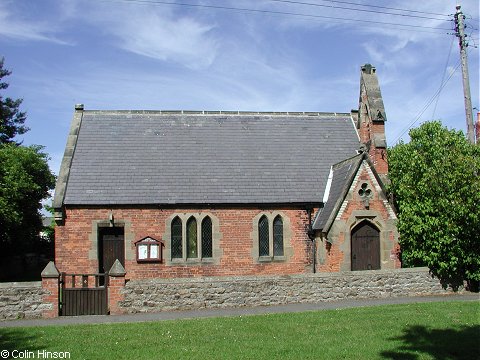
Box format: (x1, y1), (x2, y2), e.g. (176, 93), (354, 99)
(108, 259), (126, 315)
(41, 261), (60, 318)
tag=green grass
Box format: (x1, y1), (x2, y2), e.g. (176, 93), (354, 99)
(1, 301), (479, 359)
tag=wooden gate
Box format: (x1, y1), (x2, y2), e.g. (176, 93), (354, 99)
(351, 222), (380, 271)
(60, 273), (108, 316)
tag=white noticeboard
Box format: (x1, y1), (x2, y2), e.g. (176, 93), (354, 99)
(150, 244), (159, 259)
(138, 244), (148, 260)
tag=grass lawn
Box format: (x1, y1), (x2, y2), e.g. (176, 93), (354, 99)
(1, 301), (479, 359)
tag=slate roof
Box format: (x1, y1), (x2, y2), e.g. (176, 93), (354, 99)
(60, 110), (360, 205)
(312, 154), (363, 232)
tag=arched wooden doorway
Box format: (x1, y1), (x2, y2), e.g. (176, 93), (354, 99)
(351, 221), (380, 271)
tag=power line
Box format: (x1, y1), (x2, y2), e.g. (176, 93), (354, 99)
(392, 58), (462, 144)
(431, 36), (455, 120)
(263, 0), (451, 21)
(284, 0), (451, 17)
(107, 0), (452, 32)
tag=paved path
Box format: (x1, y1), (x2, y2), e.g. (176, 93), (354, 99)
(1, 293), (478, 328)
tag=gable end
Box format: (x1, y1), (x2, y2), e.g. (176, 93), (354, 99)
(53, 104), (84, 222)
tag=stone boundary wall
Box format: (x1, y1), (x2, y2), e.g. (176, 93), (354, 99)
(0, 282), (48, 320)
(120, 267), (460, 313)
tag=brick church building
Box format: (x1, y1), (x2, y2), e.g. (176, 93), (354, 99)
(53, 64), (400, 281)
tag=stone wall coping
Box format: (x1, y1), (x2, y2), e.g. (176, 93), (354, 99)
(125, 267), (432, 285)
(0, 281), (42, 289)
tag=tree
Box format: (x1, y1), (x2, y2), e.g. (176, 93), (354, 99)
(388, 121), (480, 290)
(0, 58), (55, 280)
(0, 144), (56, 256)
(0, 57), (28, 144)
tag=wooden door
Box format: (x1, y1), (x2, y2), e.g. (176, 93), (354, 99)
(98, 227), (125, 274)
(351, 222), (380, 271)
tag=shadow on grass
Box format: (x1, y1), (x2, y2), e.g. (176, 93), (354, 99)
(381, 325), (480, 360)
(0, 328), (42, 357)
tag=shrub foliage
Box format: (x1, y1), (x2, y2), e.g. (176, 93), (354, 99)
(388, 121), (480, 290)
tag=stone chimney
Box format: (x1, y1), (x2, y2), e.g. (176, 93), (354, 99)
(356, 64), (388, 181)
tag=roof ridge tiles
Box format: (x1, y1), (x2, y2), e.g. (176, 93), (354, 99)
(81, 109), (351, 117)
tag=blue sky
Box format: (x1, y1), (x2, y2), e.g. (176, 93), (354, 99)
(0, 0), (478, 177)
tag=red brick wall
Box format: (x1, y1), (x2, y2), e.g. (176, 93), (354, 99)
(318, 237), (344, 272)
(358, 119), (388, 177)
(41, 278), (59, 318)
(55, 207), (315, 279)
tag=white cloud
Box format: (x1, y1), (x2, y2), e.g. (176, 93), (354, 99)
(116, 15), (217, 69)
(3, 0), (477, 155)
(79, 3), (219, 70)
(0, 1), (68, 44)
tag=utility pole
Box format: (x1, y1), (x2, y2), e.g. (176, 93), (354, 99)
(454, 5), (475, 144)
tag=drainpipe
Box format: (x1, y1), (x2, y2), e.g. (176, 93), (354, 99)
(306, 208), (316, 273)
(312, 238), (316, 274)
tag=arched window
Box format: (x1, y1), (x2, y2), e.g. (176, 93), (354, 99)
(171, 217), (182, 258)
(258, 215), (269, 257)
(170, 214), (217, 262)
(273, 215), (284, 256)
(202, 216), (213, 258)
(186, 217), (198, 258)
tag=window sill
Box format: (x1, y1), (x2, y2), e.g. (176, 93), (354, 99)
(258, 256), (286, 263)
(136, 259), (162, 264)
(169, 258), (215, 265)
